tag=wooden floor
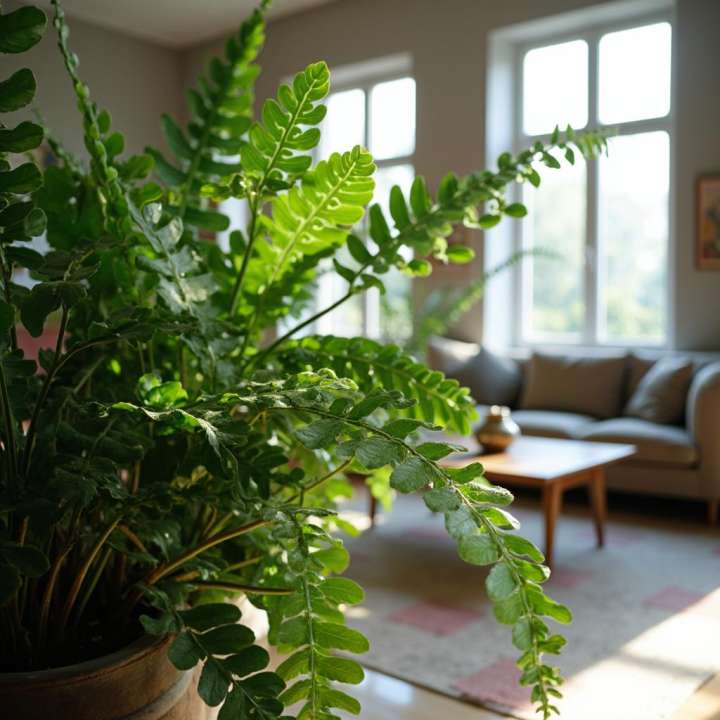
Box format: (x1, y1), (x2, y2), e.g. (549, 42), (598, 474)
(348, 667), (720, 720)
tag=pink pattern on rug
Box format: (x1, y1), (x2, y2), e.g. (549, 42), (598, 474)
(388, 601), (482, 636)
(453, 657), (532, 710)
(712, 545), (720, 556)
(576, 526), (643, 548)
(548, 566), (594, 589)
(643, 586), (705, 613)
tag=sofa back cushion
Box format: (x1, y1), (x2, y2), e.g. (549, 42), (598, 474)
(624, 356), (694, 425)
(447, 347), (522, 407)
(426, 336), (479, 374)
(519, 352), (626, 419)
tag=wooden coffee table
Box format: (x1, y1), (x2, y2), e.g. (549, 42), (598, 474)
(442, 436), (636, 567)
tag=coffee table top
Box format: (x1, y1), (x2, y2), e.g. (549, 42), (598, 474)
(444, 435), (636, 483)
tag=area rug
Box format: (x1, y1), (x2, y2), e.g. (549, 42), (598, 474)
(341, 494), (720, 720)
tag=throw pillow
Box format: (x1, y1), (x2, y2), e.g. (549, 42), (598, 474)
(447, 347), (522, 407)
(625, 353), (655, 400)
(520, 352), (626, 419)
(624, 356), (694, 425)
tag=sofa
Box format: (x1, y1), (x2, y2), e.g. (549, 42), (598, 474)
(428, 338), (720, 523)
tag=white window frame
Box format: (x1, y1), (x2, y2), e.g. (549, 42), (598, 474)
(312, 55), (416, 339)
(511, 10), (674, 350)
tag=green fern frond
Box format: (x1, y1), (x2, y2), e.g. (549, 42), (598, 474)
(147, 7), (266, 230)
(280, 335), (478, 435)
(0, 5), (47, 290)
(145, 602), (286, 717)
(241, 61), (330, 189)
(239, 147), (374, 321)
(52, 1), (160, 239)
(367, 127), (609, 271)
(271, 521), (366, 719)
(130, 202), (213, 318)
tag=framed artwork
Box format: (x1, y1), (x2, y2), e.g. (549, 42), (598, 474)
(696, 174), (720, 270)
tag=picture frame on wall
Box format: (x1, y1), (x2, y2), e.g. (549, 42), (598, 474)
(696, 174), (720, 270)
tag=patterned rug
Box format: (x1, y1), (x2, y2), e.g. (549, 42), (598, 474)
(341, 493), (720, 719)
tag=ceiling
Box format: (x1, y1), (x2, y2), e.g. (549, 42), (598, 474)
(36, 0), (335, 49)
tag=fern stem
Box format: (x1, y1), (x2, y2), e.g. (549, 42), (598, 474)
(183, 580), (292, 595)
(222, 556), (262, 573)
(127, 517), (271, 611)
(37, 545), (70, 648)
(117, 523), (147, 553)
(22, 304), (69, 478)
(72, 545), (113, 626)
(229, 195), (260, 316)
(0, 248), (18, 351)
(287, 458), (353, 502)
(57, 517), (119, 637)
(0, 358), (18, 493)
(249, 287), (354, 372)
(296, 521), (320, 716)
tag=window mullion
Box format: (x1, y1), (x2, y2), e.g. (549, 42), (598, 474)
(362, 86), (373, 337)
(584, 35), (600, 345)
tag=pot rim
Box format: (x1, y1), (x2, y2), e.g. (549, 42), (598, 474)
(0, 633), (171, 686)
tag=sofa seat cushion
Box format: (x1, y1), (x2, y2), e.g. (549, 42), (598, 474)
(511, 409), (596, 439)
(574, 418), (698, 467)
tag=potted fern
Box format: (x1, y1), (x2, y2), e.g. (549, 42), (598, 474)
(0, 2), (607, 718)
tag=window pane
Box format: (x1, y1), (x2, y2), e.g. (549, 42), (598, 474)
(523, 40), (588, 136)
(372, 164), (415, 341)
(369, 78), (415, 160)
(599, 22), (671, 125)
(598, 131), (669, 343)
(372, 163), (415, 220)
(316, 247), (365, 337)
(523, 152), (586, 341)
(317, 89), (365, 159)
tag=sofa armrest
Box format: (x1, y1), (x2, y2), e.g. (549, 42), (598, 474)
(687, 361), (720, 498)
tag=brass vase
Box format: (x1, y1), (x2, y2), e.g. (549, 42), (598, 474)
(475, 405), (520, 453)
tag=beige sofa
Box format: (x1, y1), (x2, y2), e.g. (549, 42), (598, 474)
(429, 338), (720, 523)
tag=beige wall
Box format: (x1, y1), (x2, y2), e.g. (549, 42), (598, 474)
(183, 0), (720, 351)
(5, 0), (183, 157)
(673, 0), (720, 350)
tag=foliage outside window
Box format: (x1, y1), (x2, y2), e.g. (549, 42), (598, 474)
(518, 19), (672, 347)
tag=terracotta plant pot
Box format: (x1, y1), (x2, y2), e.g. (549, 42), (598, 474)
(0, 634), (206, 720)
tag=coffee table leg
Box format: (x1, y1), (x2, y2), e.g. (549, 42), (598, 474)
(589, 468), (607, 548)
(542, 483), (563, 568)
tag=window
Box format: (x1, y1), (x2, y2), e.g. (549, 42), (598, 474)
(517, 18), (672, 347)
(313, 70), (416, 341)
